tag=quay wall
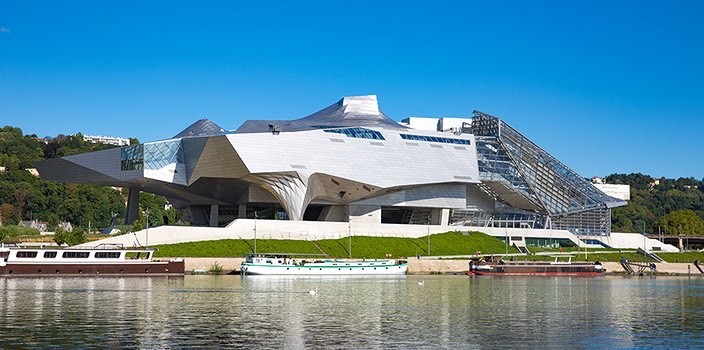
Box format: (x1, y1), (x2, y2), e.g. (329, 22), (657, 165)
(179, 258), (704, 276)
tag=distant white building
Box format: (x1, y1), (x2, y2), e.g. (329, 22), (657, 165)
(83, 135), (130, 146)
(593, 183), (631, 201)
(19, 220), (48, 232)
(400, 117), (440, 131)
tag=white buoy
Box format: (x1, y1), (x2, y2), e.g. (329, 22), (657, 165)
(309, 286), (318, 295)
(417, 281), (424, 286)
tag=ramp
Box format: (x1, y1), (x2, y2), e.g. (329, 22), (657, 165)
(621, 257), (657, 275)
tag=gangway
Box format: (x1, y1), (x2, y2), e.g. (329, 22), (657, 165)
(694, 260), (704, 274)
(637, 248), (664, 262)
(513, 243), (530, 255)
(620, 257), (657, 275)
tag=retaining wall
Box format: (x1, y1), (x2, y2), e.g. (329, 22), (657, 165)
(178, 258), (704, 276)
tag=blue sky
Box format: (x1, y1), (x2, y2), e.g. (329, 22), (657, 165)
(1, 1), (703, 179)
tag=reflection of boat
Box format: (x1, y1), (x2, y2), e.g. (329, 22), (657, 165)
(240, 254), (408, 275)
(0, 244), (185, 276)
(466, 256), (604, 276)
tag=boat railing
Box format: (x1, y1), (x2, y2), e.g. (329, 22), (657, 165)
(66, 243), (126, 250)
(245, 253), (328, 258)
(550, 255), (574, 264)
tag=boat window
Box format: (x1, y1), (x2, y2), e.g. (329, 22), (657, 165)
(95, 252), (121, 259)
(16, 251), (38, 258)
(125, 252), (149, 259)
(62, 252), (90, 258)
(43, 251), (58, 258)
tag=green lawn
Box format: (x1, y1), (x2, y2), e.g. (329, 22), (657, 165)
(657, 252), (704, 263)
(142, 231), (704, 264)
(153, 231), (518, 258)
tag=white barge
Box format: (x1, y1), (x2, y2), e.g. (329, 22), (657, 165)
(240, 255), (407, 275)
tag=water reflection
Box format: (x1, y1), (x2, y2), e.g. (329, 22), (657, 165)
(1, 276), (704, 349)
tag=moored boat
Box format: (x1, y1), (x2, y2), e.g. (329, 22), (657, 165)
(466, 256), (604, 276)
(0, 243), (185, 276)
(240, 254), (408, 275)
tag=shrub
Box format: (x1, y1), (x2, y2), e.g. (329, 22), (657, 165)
(209, 261), (223, 275)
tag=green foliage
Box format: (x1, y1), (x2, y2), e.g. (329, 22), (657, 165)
(608, 173), (704, 235)
(0, 126), (183, 233)
(208, 261), (223, 275)
(0, 126), (44, 169)
(53, 227), (87, 246)
(0, 225), (40, 242)
(655, 209), (704, 236)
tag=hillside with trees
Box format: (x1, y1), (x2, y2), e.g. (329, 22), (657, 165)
(607, 173), (704, 236)
(2, 125), (704, 238)
(0, 126), (182, 238)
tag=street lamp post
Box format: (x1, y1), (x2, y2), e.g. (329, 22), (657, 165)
(641, 221), (646, 251)
(348, 220), (352, 258)
(254, 211), (257, 254)
(427, 218), (431, 256)
(145, 208), (150, 248)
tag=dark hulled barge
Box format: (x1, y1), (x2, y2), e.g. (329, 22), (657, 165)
(0, 244), (184, 276)
(467, 256), (604, 276)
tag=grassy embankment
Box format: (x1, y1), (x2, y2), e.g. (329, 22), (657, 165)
(153, 231), (516, 259)
(152, 231), (704, 263)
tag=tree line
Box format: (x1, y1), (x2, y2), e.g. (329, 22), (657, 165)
(0, 126), (182, 238)
(607, 173), (704, 236)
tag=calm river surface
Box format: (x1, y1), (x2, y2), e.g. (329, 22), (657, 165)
(1, 275), (704, 349)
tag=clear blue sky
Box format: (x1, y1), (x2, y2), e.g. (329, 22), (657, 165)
(1, 1), (703, 179)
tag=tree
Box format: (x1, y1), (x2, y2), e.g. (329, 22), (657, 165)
(0, 203), (18, 225)
(53, 227), (69, 246)
(53, 227), (86, 246)
(655, 209), (704, 236)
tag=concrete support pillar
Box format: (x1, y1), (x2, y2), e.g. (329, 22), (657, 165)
(209, 204), (219, 227)
(679, 237), (684, 252)
(238, 204), (247, 219)
(440, 208), (450, 226)
(125, 188), (140, 225)
(429, 208), (450, 225)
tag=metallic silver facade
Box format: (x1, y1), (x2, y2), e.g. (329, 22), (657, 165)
(35, 95), (625, 235)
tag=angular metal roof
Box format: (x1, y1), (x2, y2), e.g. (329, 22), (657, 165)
(174, 119), (227, 138)
(235, 95), (408, 133)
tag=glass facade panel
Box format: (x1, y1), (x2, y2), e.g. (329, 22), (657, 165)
(144, 140), (184, 170)
(466, 111), (626, 236)
(399, 133), (470, 145)
(120, 144), (144, 171)
(323, 127), (385, 140)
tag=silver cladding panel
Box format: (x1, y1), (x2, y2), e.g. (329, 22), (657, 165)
(227, 127), (480, 188)
(39, 147), (143, 183)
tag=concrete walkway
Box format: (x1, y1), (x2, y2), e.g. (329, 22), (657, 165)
(178, 258), (704, 276)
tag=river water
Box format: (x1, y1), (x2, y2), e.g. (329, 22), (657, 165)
(1, 275), (703, 349)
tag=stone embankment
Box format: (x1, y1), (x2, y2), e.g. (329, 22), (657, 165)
(179, 257), (704, 276)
